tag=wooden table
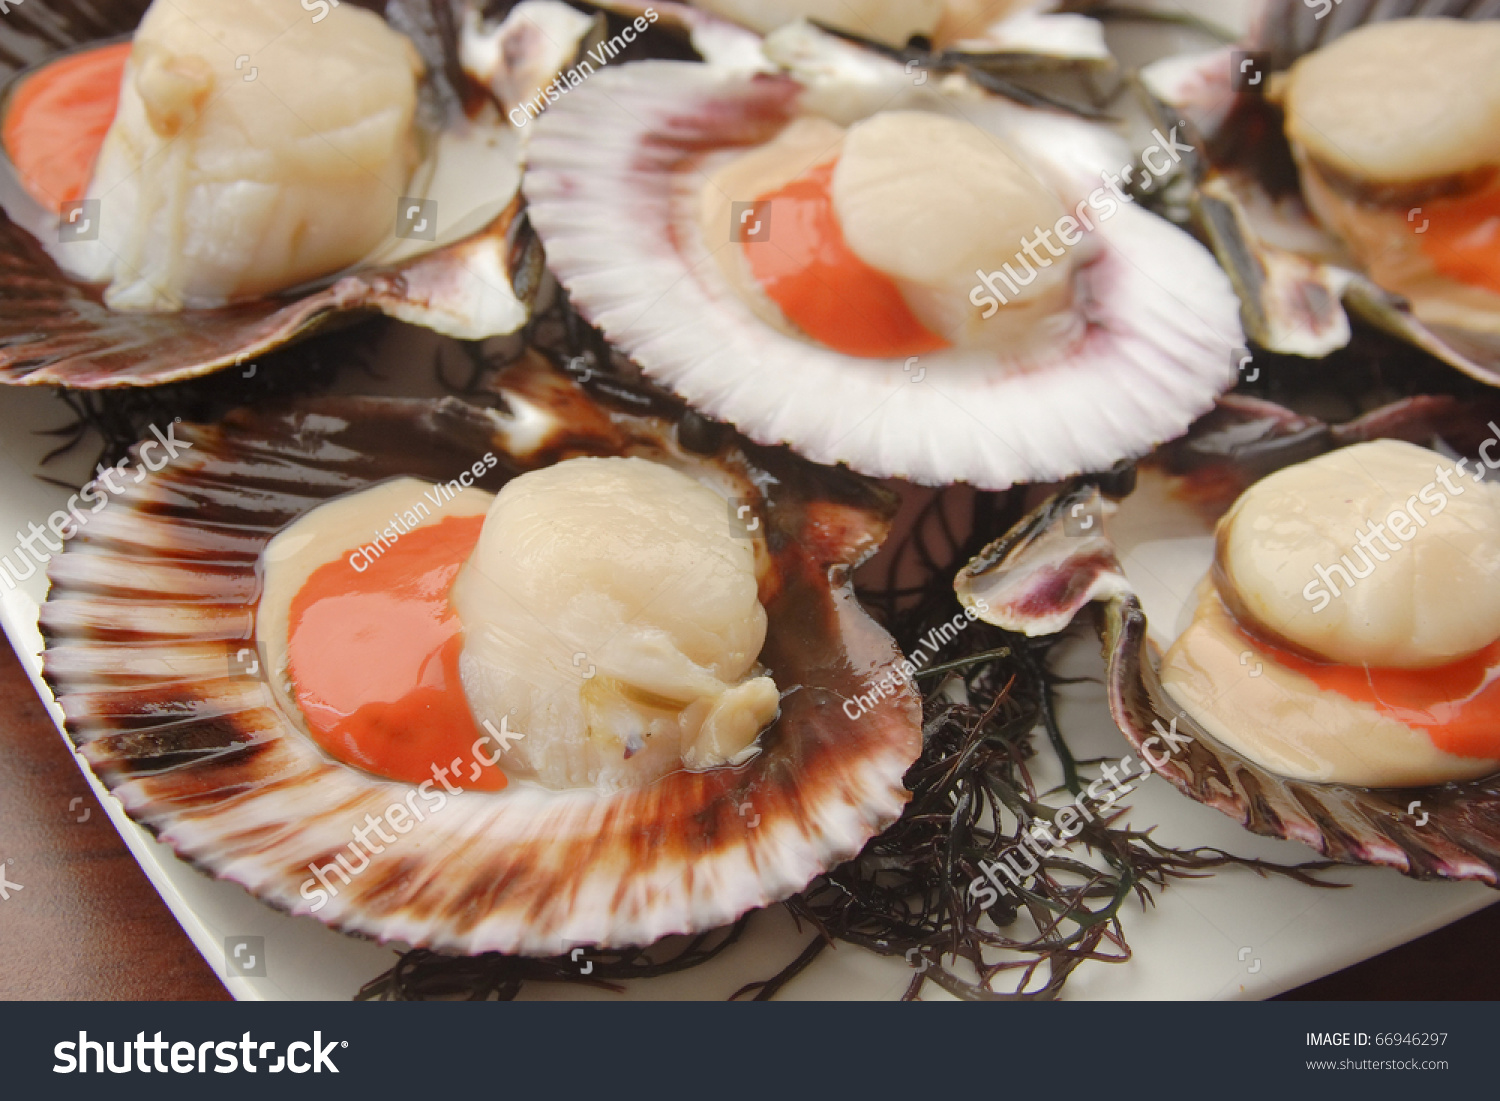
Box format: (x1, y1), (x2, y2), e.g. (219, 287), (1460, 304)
(0, 632), (229, 1000)
(1, 632), (1495, 1001)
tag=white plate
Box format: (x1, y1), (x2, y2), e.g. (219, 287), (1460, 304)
(2, 0), (1492, 1001)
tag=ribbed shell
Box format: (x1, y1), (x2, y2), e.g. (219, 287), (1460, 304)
(522, 33), (1244, 491)
(40, 359), (923, 954)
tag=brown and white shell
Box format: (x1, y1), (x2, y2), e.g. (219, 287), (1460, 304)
(40, 355), (923, 954)
(956, 391), (1500, 886)
(0, 0), (550, 389)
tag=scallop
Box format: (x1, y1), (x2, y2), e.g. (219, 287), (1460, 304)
(1215, 439), (1500, 670)
(0, 0), (585, 387)
(39, 354), (923, 954)
(522, 20), (1244, 489)
(1138, 0), (1500, 382)
(1274, 20), (1500, 343)
(452, 455), (781, 791)
(58, 0), (425, 311)
(955, 390), (1500, 885)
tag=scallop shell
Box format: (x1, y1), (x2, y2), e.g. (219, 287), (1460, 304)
(956, 392), (1500, 885)
(0, 0), (548, 389)
(522, 22), (1244, 490)
(39, 355), (922, 954)
(1137, 0), (1500, 380)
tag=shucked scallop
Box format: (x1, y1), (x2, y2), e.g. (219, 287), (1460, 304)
(1137, 3), (1500, 377)
(1163, 439), (1500, 788)
(454, 457), (780, 791)
(1271, 19), (1500, 340)
(824, 112), (1082, 354)
(1277, 21), (1500, 193)
(955, 395), (1500, 881)
(61, 0), (423, 310)
(260, 457), (781, 795)
(698, 110), (1088, 357)
(1215, 440), (1500, 671)
(40, 361), (923, 953)
(523, 21), (1244, 489)
(0, 0), (598, 386)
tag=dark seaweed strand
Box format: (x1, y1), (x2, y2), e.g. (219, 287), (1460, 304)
(357, 919), (751, 1002)
(360, 293), (1338, 1002)
(755, 623), (1341, 1002)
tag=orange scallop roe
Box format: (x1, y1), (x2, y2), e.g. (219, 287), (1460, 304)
(287, 514), (506, 791)
(1419, 186), (1500, 298)
(3, 42), (129, 212)
(1237, 622), (1500, 760)
(744, 159), (950, 359)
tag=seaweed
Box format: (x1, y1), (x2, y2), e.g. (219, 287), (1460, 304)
(359, 921), (751, 1001)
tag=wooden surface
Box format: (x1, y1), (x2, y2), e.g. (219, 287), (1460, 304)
(1, 629), (1497, 1002)
(0, 631), (230, 1001)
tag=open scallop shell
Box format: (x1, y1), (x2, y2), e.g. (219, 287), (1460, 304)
(0, 0), (557, 389)
(39, 355), (922, 954)
(956, 392), (1500, 884)
(522, 22), (1244, 490)
(1137, 0), (1500, 380)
